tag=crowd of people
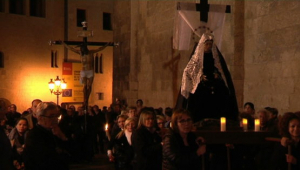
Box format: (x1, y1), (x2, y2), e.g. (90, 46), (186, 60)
(0, 99), (300, 170)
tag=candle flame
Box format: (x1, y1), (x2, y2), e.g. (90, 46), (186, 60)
(105, 123), (108, 131)
(221, 117), (226, 123)
(58, 115), (62, 123)
(255, 119), (260, 125)
(242, 118), (248, 124)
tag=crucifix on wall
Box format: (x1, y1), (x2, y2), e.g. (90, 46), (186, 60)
(50, 21), (115, 109)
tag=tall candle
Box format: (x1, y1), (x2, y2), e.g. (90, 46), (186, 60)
(255, 119), (260, 131)
(220, 117), (226, 132)
(242, 118), (248, 131)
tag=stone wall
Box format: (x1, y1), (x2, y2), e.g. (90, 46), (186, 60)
(244, 1), (300, 114)
(0, 1), (65, 111)
(113, 0), (239, 109)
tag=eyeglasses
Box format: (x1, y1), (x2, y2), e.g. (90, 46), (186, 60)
(146, 117), (154, 121)
(178, 118), (192, 124)
(40, 115), (59, 119)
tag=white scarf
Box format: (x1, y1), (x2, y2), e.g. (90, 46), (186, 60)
(125, 130), (132, 145)
(181, 33), (227, 99)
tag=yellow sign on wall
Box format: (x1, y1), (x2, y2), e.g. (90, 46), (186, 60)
(61, 62), (84, 103)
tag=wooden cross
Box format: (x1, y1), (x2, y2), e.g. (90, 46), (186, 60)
(49, 21), (115, 110)
(177, 0), (231, 23)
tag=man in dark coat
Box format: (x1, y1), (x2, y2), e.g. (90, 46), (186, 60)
(23, 102), (70, 170)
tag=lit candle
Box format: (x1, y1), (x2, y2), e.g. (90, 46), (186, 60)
(105, 123), (110, 141)
(58, 115), (62, 123)
(220, 117), (226, 132)
(242, 118), (248, 131)
(105, 123), (108, 131)
(255, 119), (260, 131)
(170, 122), (172, 129)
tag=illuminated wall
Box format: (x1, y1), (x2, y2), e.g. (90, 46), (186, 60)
(0, 0), (113, 112)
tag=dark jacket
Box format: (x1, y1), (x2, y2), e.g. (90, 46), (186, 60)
(0, 126), (14, 170)
(114, 134), (134, 170)
(269, 141), (300, 170)
(131, 126), (162, 170)
(162, 129), (202, 170)
(23, 125), (69, 170)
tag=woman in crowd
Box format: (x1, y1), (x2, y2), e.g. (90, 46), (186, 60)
(9, 118), (29, 170)
(156, 115), (166, 138)
(113, 118), (136, 170)
(162, 109), (206, 170)
(108, 114), (128, 162)
(131, 108), (162, 170)
(270, 112), (300, 170)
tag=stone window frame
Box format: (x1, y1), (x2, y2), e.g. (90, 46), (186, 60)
(94, 53), (103, 74)
(103, 12), (112, 31)
(77, 9), (86, 27)
(51, 50), (58, 68)
(30, 0), (46, 18)
(9, 0), (25, 15)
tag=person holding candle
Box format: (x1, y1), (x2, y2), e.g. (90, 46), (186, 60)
(269, 112), (300, 170)
(107, 114), (128, 162)
(162, 109), (206, 170)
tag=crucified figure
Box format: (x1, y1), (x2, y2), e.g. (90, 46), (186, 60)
(63, 42), (111, 108)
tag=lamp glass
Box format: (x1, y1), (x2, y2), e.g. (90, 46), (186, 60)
(54, 76), (61, 86)
(48, 79), (55, 90)
(61, 82), (67, 89)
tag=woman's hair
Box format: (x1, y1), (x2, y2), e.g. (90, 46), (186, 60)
(171, 109), (191, 133)
(244, 102), (255, 110)
(15, 117), (28, 127)
(36, 102), (59, 118)
(279, 112), (300, 137)
(137, 109), (156, 129)
(116, 117), (136, 139)
(257, 109), (270, 118)
(117, 114), (128, 121)
(156, 115), (166, 122)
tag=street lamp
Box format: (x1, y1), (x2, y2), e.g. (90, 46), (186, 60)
(48, 76), (67, 105)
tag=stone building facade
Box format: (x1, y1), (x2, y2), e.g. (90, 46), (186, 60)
(0, 0), (113, 112)
(1, 0), (300, 115)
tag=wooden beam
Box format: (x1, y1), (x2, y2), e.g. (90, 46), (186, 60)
(195, 130), (275, 144)
(49, 40), (115, 46)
